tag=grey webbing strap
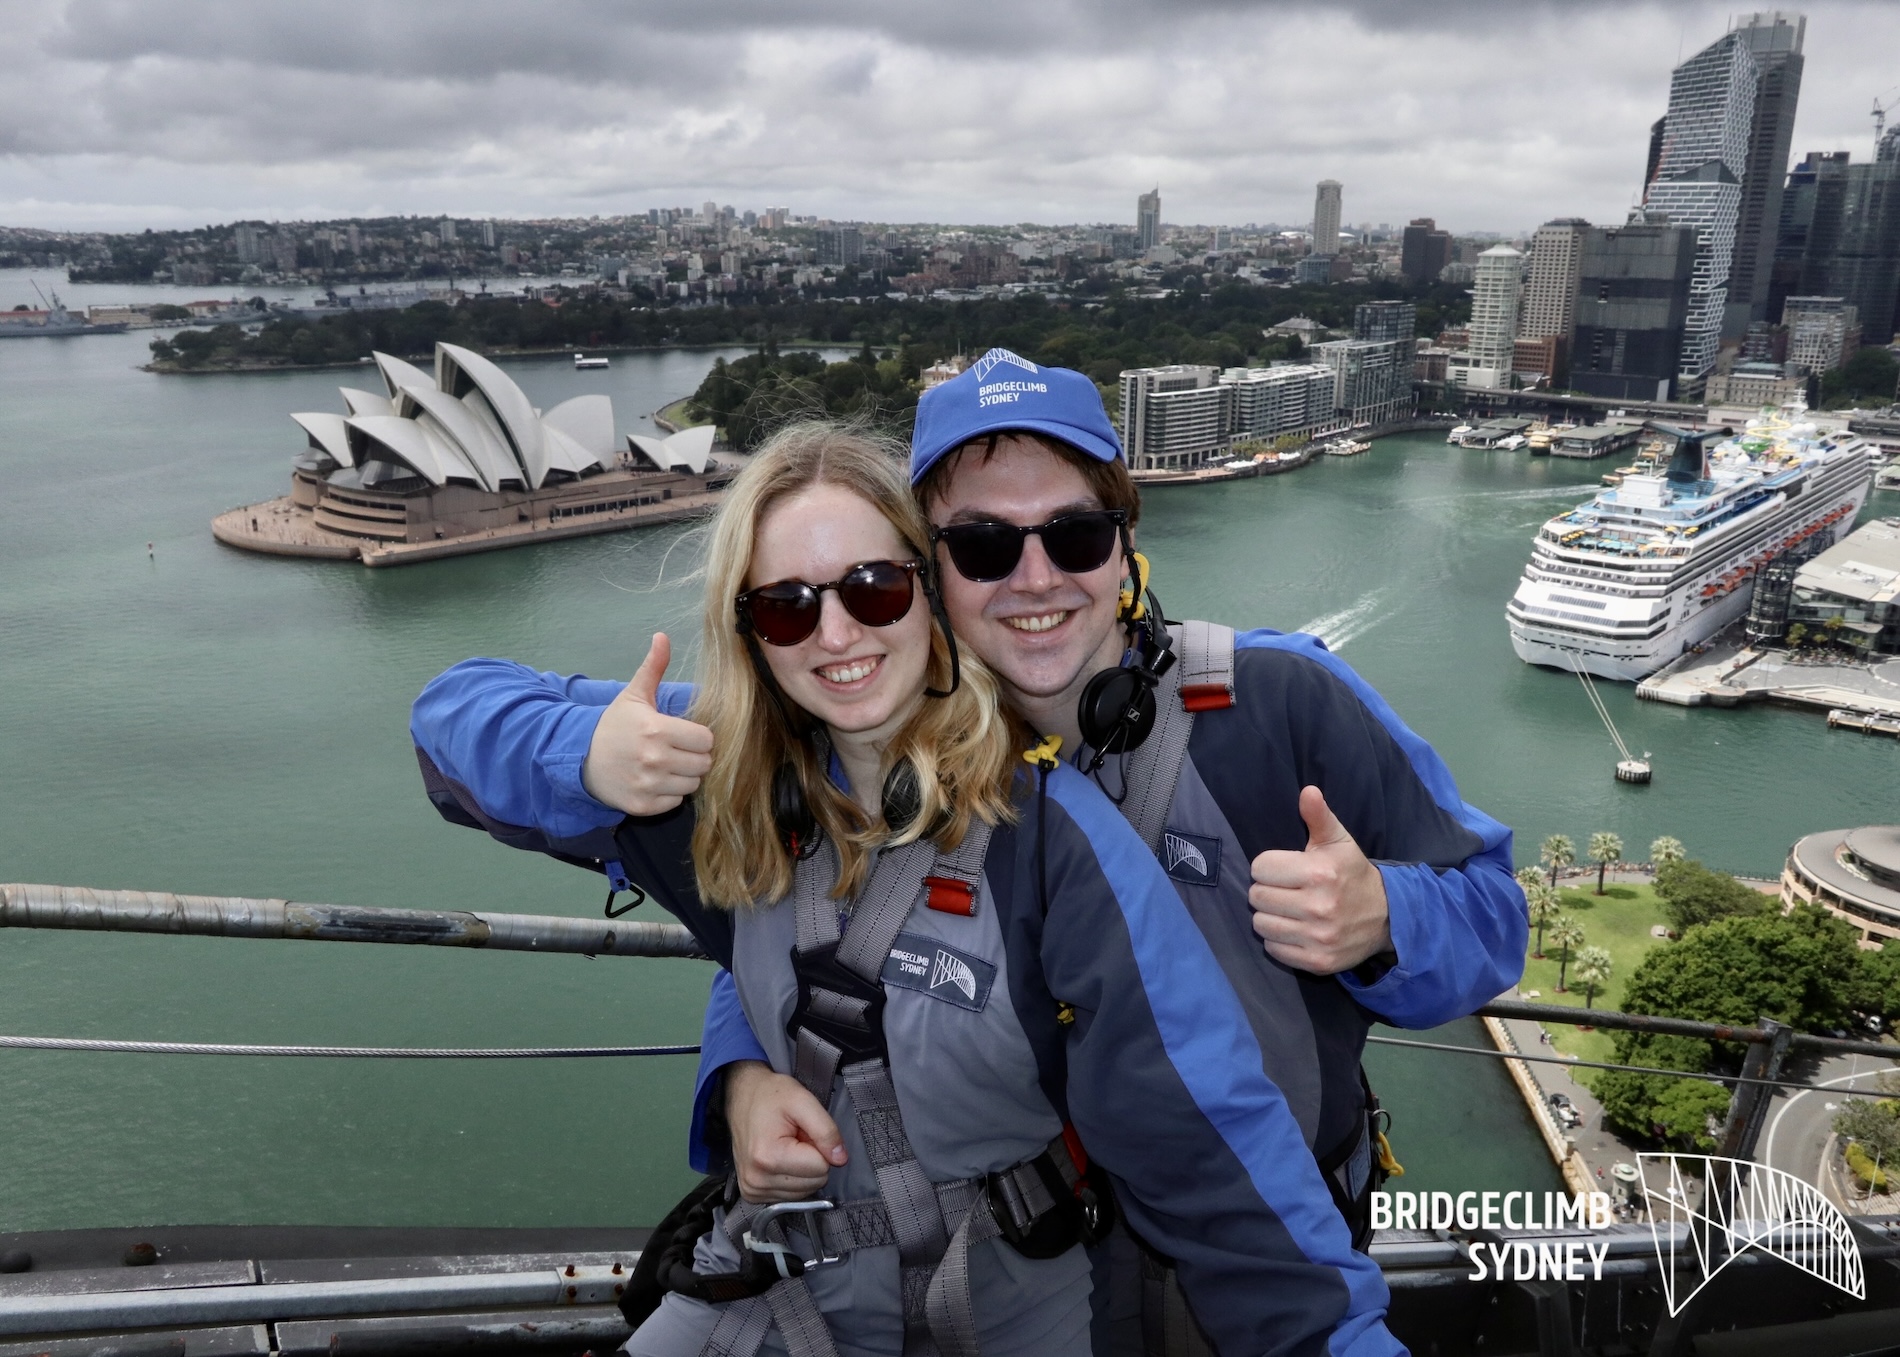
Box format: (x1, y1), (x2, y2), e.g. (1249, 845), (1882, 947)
(834, 838), (938, 976)
(701, 1294), (777, 1357)
(763, 1280), (841, 1357)
(1118, 620), (1234, 853)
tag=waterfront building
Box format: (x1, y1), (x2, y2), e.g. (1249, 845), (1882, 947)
(1725, 13), (1807, 337)
(1353, 300), (1415, 344)
(1310, 339), (1411, 425)
(1313, 180), (1343, 257)
(1118, 365), (1228, 470)
(1220, 364), (1339, 444)
(1522, 219), (1589, 342)
(1704, 361), (1806, 406)
(1449, 245), (1523, 389)
(214, 343), (727, 566)
(1511, 336), (1562, 383)
(1137, 189), (1161, 251)
(1786, 515), (1900, 655)
(1783, 296), (1859, 373)
(1775, 150), (1900, 342)
(1782, 824), (1900, 946)
(1400, 218), (1451, 285)
(1641, 26), (1759, 395)
(1570, 212), (1697, 401)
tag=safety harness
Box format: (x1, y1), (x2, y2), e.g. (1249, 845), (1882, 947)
(661, 822), (1104, 1357)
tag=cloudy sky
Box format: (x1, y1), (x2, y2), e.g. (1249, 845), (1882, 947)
(6, 1), (1899, 235)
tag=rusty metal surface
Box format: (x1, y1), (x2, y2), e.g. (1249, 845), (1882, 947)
(1478, 999), (1900, 1060)
(0, 884), (707, 960)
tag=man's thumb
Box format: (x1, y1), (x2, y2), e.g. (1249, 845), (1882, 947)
(622, 632), (670, 707)
(790, 1099), (848, 1167)
(1299, 784), (1350, 848)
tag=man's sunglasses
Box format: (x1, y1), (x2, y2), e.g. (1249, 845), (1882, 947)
(734, 559), (922, 646)
(929, 509), (1128, 583)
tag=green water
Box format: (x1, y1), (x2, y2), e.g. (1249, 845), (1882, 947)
(2, 274), (1892, 1230)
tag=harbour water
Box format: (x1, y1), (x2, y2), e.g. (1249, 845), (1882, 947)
(2, 271), (1893, 1231)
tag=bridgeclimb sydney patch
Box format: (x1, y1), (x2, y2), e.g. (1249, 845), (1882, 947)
(1162, 829), (1221, 886)
(883, 933), (996, 1012)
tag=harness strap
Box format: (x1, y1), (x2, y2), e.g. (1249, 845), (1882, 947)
(1118, 621), (1235, 853)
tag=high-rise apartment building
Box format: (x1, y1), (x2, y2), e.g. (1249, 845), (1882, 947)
(1353, 300), (1416, 344)
(1570, 211), (1697, 401)
(1221, 365), (1340, 444)
(1522, 219), (1590, 340)
(1641, 26), (1758, 395)
(1119, 364), (1226, 470)
(233, 224), (263, 265)
(817, 228), (863, 268)
(1400, 218), (1452, 284)
(1774, 151), (1900, 342)
(480, 221), (496, 249)
(1137, 189), (1161, 251)
(1310, 340), (1411, 423)
(1771, 150), (1851, 318)
(1783, 296), (1860, 373)
(439, 219), (458, 245)
(1725, 13), (1805, 337)
(1450, 245), (1523, 388)
(1313, 180), (1343, 256)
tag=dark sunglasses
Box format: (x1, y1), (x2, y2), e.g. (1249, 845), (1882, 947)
(929, 509), (1127, 583)
(735, 559), (922, 646)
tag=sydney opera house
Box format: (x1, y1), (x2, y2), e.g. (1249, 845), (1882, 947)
(212, 342), (728, 565)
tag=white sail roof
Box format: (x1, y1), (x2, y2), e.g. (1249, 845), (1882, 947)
(290, 411), (355, 468)
(339, 387), (395, 418)
(344, 414), (482, 487)
(627, 424), (715, 474)
(435, 342), (547, 488)
(397, 383), (520, 492)
(372, 351), (434, 401)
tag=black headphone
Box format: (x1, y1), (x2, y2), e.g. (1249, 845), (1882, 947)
(1074, 548), (1174, 775)
(772, 754), (924, 860)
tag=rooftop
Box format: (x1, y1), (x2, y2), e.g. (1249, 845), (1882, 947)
(1794, 517), (1900, 605)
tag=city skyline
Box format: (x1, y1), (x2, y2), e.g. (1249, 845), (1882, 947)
(7, 2), (1900, 235)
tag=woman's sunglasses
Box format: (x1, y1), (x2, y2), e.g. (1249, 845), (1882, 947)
(735, 559), (922, 646)
(929, 509), (1127, 583)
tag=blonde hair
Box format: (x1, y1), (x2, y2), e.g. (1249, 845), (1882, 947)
(690, 421), (1019, 909)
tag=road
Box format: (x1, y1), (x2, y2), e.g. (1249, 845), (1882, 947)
(1761, 1052), (1898, 1211)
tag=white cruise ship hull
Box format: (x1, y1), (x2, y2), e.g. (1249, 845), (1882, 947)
(1507, 438), (1875, 682)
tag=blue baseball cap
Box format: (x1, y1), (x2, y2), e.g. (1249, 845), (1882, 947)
(909, 348), (1123, 485)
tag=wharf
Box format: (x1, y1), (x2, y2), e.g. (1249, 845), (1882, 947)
(1635, 627), (1900, 721)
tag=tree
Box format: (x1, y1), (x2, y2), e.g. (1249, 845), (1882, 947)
(1620, 903), (1867, 1036)
(1515, 865), (1545, 894)
(1649, 836), (1686, 867)
(1572, 946), (1614, 1010)
(1832, 1074), (1900, 1168)
(1654, 859), (1771, 935)
(1589, 831), (1624, 895)
(1549, 916), (1586, 991)
(1786, 622), (1808, 648)
(1527, 884), (1562, 960)
(1541, 833), (1575, 888)
(1594, 1032), (1730, 1149)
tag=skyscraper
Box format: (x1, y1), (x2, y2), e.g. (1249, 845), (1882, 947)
(1137, 189), (1161, 251)
(1460, 245), (1524, 386)
(1522, 219), (1590, 341)
(1313, 180), (1343, 256)
(1774, 151), (1900, 342)
(1725, 12), (1806, 337)
(1353, 300), (1416, 344)
(1571, 211), (1697, 401)
(1400, 218), (1452, 284)
(1641, 25), (1759, 397)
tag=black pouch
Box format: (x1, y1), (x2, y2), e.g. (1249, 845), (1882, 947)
(620, 1174), (731, 1328)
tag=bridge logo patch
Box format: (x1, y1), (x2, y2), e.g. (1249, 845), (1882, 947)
(1162, 829), (1221, 886)
(883, 933), (995, 1012)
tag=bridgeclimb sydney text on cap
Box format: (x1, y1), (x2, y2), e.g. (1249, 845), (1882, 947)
(909, 348), (1124, 485)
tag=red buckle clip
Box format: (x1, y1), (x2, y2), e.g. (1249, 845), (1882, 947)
(924, 876), (977, 916)
(1179, 683), (1234, 712)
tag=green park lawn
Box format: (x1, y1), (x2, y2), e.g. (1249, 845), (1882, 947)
(1518, 882), (1673, 1074)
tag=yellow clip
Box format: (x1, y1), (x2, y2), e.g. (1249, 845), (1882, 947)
(1023, 734), (1063, 771)
(1375, 1129), (1405, 1178)
(1117, 551), (1152, 622)
(1054, 1002), (1076, 1027)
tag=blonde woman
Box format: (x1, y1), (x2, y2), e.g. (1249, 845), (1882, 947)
(414, 423), (1401, 1357)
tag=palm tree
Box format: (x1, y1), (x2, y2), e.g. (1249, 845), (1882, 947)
(1649, 836), (1686, 868)
(1549, 915), (1586, 991)
(1541, 833), (1575, 888)
(1572, 946), (1613, 1011)
(1527, 884), (1562, 959)
(1516, 865), (1545, 894)
(1589, 831), (1624, 895)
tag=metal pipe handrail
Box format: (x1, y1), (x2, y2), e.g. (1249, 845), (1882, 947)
(0, 883), (708, 960)
(1478, 999), (1898, 1060)
(0, 1034), (701, 1059)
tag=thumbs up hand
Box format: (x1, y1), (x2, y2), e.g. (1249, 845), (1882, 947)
(581, 633), (715, 817)
(1248, 785), (1393, 975)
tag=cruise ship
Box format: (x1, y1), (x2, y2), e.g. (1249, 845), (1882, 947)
(1507, 408), (1878, 680)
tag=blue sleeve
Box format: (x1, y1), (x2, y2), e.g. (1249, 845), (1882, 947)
(1233, 630), (1527, 1029)
(1039, 766), (1401, 1357)
(409, 657), (697, 840)
(689, 969), (773, 1174)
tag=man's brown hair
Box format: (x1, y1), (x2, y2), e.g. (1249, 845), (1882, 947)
(916, 432), (1142, 531)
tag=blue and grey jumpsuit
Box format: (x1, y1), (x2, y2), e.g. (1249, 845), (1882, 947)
(411, 663), (1411, 1356)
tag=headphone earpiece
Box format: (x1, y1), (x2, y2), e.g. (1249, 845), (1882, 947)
(1077, 666), (1158, 761)
(880, 758), (922, 834)
(773, 760), (818, 860)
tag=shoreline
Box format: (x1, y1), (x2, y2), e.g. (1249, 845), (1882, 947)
(143, 338), (841, 377)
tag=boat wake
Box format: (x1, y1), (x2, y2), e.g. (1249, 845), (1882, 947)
(1298, 589), (1389, 651)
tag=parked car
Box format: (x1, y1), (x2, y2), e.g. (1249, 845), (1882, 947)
(1547, 1092), (1583, 1129)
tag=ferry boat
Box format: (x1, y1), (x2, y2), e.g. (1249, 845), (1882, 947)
(1507, 407), (1878, 681)
(573, 353), (610, 370)
(1323, 438), (1370, 457)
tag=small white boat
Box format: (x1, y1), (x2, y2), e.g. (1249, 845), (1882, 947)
(1325, 439), (1371, 457)
(573, 353), (609, 370)
(1447, 425), (1474, 445)
(1497, 434), (1528, 451)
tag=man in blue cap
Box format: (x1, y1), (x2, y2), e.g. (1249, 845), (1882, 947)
(411, 351), (1525, 1352)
